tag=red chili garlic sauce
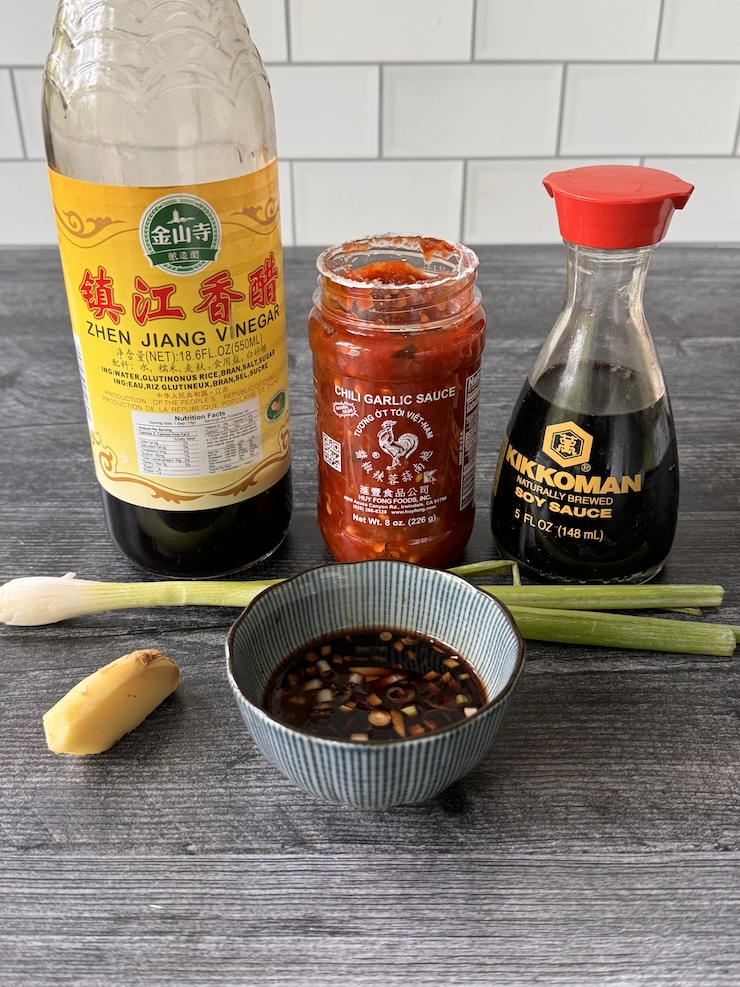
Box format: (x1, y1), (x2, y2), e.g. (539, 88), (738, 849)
(309, 236), (486, 567)
(341, 259), (433, 285)
(264, 628), (487, 742)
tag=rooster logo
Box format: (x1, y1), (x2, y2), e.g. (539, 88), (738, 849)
(377, 419), (419, 469)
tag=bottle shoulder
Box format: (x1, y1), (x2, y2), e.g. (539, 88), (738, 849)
(528, 309), (667, 414)
(44, 0), (276, 184)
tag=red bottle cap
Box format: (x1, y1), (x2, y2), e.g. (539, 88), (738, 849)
(542, 165), (694, 249)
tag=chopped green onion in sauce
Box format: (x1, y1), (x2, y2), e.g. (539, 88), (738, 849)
(264, 629), (487, 742)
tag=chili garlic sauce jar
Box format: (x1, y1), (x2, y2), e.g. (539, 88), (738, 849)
(309, 235), (486, 567)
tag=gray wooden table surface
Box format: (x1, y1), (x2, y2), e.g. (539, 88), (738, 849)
(1, 244), (739, 987)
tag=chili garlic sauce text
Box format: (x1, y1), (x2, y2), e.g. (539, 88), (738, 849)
(264, 629), (487, 742)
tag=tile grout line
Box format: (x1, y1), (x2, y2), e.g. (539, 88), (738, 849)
(653, 0), (666, 62)
(281, 0), (297, 246)
(731, 110), (740, 159)
(283, 0), (293, 63)
(4, 153), (736, 166)
(460, 159), (468, 243)
(462, 0), (476, 237)
(263, 58), (740, 68)
(8, 69), (28, 160)
(554, 63), (567, 157)
(377, 65), (383, 160)
(286, 161), (297, 248)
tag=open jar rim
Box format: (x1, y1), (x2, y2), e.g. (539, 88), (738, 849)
(316, 233), (479, 291)
(314, 233), (481, 331)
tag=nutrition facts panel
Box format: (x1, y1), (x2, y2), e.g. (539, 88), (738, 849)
(460, 368), (480, 510)
(132, 399), (262, 478)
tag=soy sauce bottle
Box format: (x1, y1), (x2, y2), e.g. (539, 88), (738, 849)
(491, 165), (693, 583)
(43, 0), (292, 577)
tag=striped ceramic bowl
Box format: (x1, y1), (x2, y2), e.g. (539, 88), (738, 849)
(226, 560), (525, 809)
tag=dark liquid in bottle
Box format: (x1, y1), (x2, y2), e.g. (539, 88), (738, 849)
(491, 365), (678, 583)
(102, 471), (292, 578)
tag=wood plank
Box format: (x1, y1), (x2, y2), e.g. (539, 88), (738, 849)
(1, 855), (739, 987)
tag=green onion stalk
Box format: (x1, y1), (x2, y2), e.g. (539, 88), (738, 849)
(0, 568), (736, 657)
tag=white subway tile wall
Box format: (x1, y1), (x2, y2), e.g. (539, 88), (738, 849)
(657, 0), (740, 62)
(474, 0), (662, 62)
(0, 71), (24, 158)
(293, 161), (464, 245)
(463, 157), (642, 245)
(383, 65), (562, 158)
(3, 0), (740, 246)
(269, 65), (379, 159)
(560, 64), (740, 157)
(13, 69), (45, 159)
(288, 0), (475, 63)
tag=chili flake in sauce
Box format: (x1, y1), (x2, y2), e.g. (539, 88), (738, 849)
(264, 628), (487, 742)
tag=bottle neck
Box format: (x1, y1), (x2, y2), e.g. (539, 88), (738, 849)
(529, 240), (667, 414)
(562, 241), (655, 319)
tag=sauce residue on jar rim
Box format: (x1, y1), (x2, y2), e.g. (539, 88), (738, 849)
(314, 233), (482, 333)
(317, 233), (479, 293)
(341, 259), (438, 286)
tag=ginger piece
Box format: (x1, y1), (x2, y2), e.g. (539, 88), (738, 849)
(43, 649), (180, 755)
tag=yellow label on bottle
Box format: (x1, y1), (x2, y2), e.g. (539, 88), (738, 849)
(48, 163), (291, 511)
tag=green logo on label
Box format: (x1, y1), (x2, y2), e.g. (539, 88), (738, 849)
(266, 390), (287, 422)
(140, 194), (221, 276)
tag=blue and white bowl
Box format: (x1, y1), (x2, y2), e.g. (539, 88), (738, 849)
(226, 560), (525, 809)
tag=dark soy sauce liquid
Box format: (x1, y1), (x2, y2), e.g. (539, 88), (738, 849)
(265, 628), (487, 743)
(102, 471), (292, 577)
(491, 364), (678, 583)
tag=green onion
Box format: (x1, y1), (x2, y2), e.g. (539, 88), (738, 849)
(0, 569), (734, 658)
(485, 583), (725, 611)
(450, 560), (522, 584)
(507, 604), (737, 657)
(0, 574), (279, 626)
(449, 562), (725, 610)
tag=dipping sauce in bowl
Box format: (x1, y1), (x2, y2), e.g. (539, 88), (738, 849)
(265, 628), (487, 742)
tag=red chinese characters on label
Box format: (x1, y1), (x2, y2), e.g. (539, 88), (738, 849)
(77, 266), (264, 328)
(132, 278), (186, 325)
(79, 266), (126, 324)
(194, 270), (246, 324)
(249, 252), (279, 308)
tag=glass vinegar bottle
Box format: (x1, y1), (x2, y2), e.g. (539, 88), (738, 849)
(43, 0), (292, 577)
(491, 165), (693, 584)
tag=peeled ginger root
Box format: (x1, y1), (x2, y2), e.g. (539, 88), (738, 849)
(43, 649), (180, 755)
